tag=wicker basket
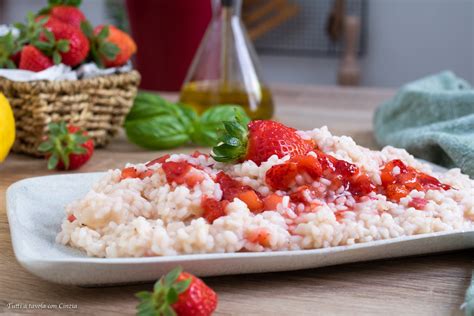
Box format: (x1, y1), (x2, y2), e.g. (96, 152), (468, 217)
(0, 70), (140, 156)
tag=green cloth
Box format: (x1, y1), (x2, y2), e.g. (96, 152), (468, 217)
(374, 71), (474, 315)
(373, 71), (474, 178)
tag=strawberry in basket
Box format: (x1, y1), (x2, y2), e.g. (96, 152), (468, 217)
(2, 0), (137, 72)
(81, 22), (136, 68)
(14, 12), (89, 70)
(39, 0), (86, 29)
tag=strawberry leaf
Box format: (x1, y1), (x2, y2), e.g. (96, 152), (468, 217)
(162, 306), (177, 316)
(163, 266), (182, 287)
(211, 112), (250, 163)
(99, 42), (119, 60)
(38, 141), (54, 152)
(48, 0), (82, 7)
(57, 40), (70, 53)
(166, 288), (178, 305)
(0, 32), (21, 69)
(47, 154), (59, 170)
(52, 50), (61, 64)
(97, 26), (109, 40)
(135, 291), (152, 300)
(172, 279), (191, 294)
(80, 21), (94, 38)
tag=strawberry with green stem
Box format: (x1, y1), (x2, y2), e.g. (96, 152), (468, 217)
(212, 117), (316, 166)
(38, 122), (94, 170)
(15, 13), (71, 67)
(136, 267), (218, 316)
(38, 0), (86, 29)
(42, 18), (89, 66)
(80, 21), (119, 68)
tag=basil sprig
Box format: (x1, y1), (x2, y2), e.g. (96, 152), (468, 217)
(124, 92), (250, 149)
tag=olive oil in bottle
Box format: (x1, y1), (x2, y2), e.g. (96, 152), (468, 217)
(179, 0), (274, 120)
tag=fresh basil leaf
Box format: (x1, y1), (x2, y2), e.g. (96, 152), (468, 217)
(124, 115), (190, 150)
(126, 92), (178, 121)
(176, 103), (198, 135)
(192, 105), (250, 146)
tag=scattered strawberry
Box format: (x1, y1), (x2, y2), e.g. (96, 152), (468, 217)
(136, 266), (218, 316)
(38, 121), (94, 170)
(93, 25), (136, 67)
(212, 119), (315, 166)
(19, 45), (54, 71)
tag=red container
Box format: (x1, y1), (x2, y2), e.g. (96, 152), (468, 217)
(126, 0), (212, 91)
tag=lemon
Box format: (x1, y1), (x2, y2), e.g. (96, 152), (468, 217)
(0, 93), (15, 162)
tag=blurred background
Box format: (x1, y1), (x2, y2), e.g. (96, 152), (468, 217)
(1, 0), (472, 88)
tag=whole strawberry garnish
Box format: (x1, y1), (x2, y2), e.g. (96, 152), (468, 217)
(19, 45), (54, 72)
(93, 25), (136, 67)
(38, 121), (94, 170)
(212, 118), (315, 165)
(136, 267), (218, 316)
(38, 0), (85, 29)
(44, 19), (89, 66)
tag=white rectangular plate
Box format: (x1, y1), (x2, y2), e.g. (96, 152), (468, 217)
(7, 172), (474, 286)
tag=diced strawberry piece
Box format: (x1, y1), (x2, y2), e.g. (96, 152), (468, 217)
(138, 169), (154, 179)
(334, 159), (359, 178)
(185, 172), (205, 187)
(408, 197), (428, 210)
(67, 214), (76, 222)
(295, 155), (322, 179)
(265, 162), (298, 191)
(145, 154), (170, 167)
(349, 174), (376, 197)
(385, 184), (410, 201)
(245, 228), (271, 247)
(237, 190), (264, 213)
(162, 161), (192, 185)
(380, 159), (451, 201)
(201, 197), (229, 223)
(290, 185), (312, 204)
(313, 150), (338, 173)
(121, 167), (139, 180)
(334, 210), (346, 222)
(215, 172), (248, 201)
(418, 173), (451, 190)
(263, 193), (284, 211)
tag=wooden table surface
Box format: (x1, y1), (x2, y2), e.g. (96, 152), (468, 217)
(0, 85), (472, 315)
